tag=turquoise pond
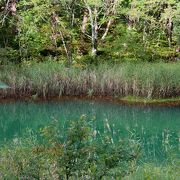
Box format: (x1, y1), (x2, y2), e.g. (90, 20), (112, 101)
(0, 99), (180, 162)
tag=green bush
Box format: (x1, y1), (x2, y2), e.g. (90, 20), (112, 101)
(0, 48), (20, 64)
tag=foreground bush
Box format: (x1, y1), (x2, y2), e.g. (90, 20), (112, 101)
(125, 161), (180, 180)
(0, 60), (180, 98)
(0, 116), (139, 179)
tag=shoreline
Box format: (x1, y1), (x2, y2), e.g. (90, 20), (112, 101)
(0, 95), (179, 107)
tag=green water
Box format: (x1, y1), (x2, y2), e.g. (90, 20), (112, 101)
(0, 82), (9, 89)
(0, 99), (180, 162)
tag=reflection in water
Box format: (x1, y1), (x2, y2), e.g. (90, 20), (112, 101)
(0, 99), (180, 162)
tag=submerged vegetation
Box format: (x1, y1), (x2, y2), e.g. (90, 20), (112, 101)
(0, 60), (180, 99)
(0, 116), (180, 179)
(0, 116), (140, 179)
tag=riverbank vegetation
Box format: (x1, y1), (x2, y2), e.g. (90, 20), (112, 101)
(119, 96), (180, 105)
(0, 61), (180, 99)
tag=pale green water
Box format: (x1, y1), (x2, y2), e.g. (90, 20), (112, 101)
(0, 99), (180, 162)
(0, 82), (9, 89)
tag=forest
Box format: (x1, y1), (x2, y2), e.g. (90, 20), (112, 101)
(0, 0), (179, 63)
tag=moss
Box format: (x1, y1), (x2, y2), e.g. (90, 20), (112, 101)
(119, 96), (180, 105)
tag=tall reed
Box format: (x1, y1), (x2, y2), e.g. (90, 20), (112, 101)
(0, 61), (180, 98)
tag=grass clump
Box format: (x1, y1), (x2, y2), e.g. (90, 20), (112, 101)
(125, 161), (180, 180)
(0, 60), (180, 98)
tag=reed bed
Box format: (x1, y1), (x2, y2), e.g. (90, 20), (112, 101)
(0, 61), (180, 98)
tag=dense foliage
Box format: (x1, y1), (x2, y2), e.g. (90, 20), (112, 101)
(0, 0), (179, 64)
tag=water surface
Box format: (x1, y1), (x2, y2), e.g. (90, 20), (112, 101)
(0, 99), (180, 162)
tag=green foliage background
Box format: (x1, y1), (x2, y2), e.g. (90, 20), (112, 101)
(0, 0), (179, 64)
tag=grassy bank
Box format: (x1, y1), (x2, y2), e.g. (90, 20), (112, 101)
(0, 61), (180, 99)
(119, 96), (180, 106)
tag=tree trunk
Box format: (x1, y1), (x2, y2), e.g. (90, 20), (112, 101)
(52, 12), (72, 66)
(101, 0), (117, 40)
(92, 8), (98, 57)
(87, 5), (98, 57)
(165, 17), (173, 47)
(59, 30), (72, 66)
(81, 8), (89, 34)
(101, 19), (112, 40)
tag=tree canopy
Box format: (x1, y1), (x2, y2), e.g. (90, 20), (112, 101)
(0, 0), (179, 64)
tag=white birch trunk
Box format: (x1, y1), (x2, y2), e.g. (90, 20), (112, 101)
(86, 5), (98, 57)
